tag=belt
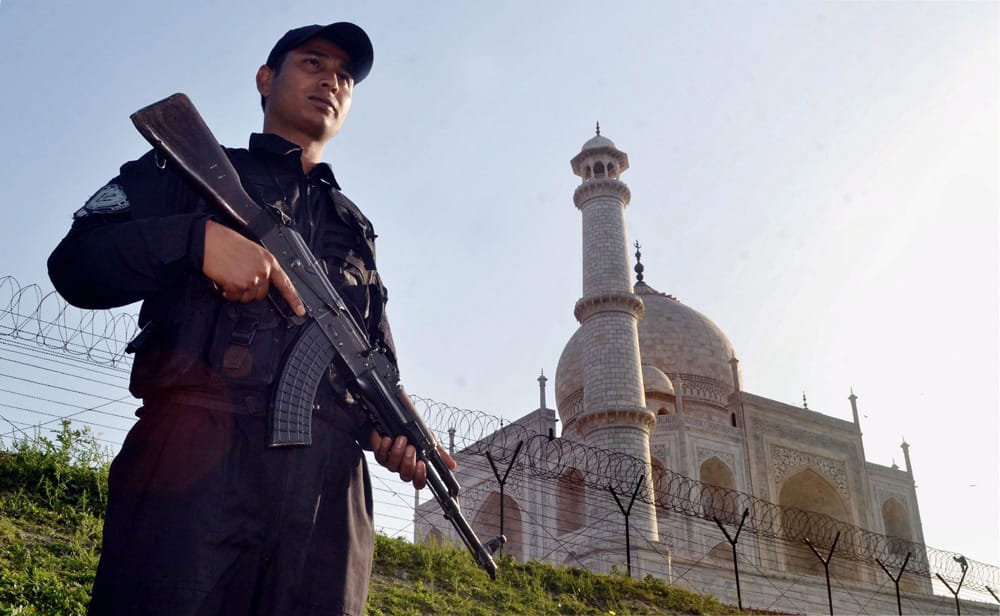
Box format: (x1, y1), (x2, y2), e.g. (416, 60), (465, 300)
(142, 389), (271, 416)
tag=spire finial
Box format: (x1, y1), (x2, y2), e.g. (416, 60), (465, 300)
(802, 391), (809, 409)
(595, 121), (601, 136)
(633, 241), (644, 282)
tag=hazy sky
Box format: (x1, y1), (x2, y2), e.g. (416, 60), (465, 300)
(0, 1), (996, 565)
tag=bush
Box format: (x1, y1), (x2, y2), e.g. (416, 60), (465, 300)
(0, 421), (110, 519)
(0, 422), (109, 615)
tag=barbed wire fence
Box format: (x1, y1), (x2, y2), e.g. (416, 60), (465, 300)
(408, 398), (1000, 612)
(2, 276), (998, 613)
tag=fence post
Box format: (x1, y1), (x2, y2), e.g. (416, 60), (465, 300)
(876, 552), (911, 616)
(805, 530), (841, 616)
(608, 475), (644, 579)
(935, 555), (968, 615)
(485, 440), (523, 554)
(714, 508), (750, 611)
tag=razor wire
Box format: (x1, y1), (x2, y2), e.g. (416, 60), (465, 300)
(408, 396), (1000, 595)
(0, 276), (138, 366)
(2, 276), (997, 598)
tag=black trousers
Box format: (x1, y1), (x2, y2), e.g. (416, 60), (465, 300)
(88, 401), (374, 615)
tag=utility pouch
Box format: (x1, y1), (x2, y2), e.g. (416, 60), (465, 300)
(208, 301), (288, 386)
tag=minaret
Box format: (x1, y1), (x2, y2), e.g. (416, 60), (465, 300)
(729, 356), (741, 393)
(900, 439), (913, 476)
(570, 125), (658, 543)
(538, 370), (548, 409)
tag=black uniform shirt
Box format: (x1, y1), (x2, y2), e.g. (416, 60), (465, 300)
(49, 134), (394, 420)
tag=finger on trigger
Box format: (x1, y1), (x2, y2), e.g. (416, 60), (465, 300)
(271, 262), (306, 316)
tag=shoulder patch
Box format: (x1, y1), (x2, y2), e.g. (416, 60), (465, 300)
(74, 183), (130, 219)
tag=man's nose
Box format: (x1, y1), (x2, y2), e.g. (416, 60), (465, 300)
(321, 74), (340, 92)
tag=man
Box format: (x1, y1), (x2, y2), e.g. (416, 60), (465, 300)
(48, 22), (449, 615)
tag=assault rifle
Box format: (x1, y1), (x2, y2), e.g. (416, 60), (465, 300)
(130, 93), (503, 579)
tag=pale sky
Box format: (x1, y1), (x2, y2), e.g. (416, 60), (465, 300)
(0, 1), (996, 567)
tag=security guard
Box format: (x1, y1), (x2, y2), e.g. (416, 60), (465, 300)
(48, 22), (451, 615)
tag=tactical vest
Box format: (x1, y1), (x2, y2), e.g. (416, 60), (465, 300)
(128, 149), (392, 402)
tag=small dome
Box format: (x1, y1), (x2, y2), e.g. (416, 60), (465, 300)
(643, 365), (675, 397)
(582, 134), (617, 151)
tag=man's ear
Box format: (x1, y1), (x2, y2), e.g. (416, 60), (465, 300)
(256, 64), (273, 99)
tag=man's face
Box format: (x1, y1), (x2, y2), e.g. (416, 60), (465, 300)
(257, 38), (354, 145)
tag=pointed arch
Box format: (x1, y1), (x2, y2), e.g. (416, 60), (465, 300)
(778, 468), (858, 580)
(700, 456), (737, 524)
(650, 457), (667, 511)
(881, 497), (921, 591)
(422, 528), (444, 545)
(882, 498), (913, 555)
(556, 468), (586, 534)
(473, 491), (524, 561)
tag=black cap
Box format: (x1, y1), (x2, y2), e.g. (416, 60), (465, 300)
(266, 22), (373, 84)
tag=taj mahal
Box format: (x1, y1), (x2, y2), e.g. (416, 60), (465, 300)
(414, 130), (995, 614)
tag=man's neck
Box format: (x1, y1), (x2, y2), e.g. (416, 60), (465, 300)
(297, 142), (325, 174)
(260, 124), (327, 173)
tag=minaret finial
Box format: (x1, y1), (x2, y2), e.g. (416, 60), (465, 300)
(633, 241), (644, 283)
(595, 121), (601, 136)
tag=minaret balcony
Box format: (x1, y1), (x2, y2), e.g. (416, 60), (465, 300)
(573, 178), (631, 209)
(574, 291), (644, 323)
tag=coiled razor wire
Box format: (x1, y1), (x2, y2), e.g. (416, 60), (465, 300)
(0, 276), (138, 366)
(2, 278), (996, 596)
(409, 396), (999, 595)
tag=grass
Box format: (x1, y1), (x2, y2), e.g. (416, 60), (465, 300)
(369, 538), (726, 615)
(0, 422), (728, 615)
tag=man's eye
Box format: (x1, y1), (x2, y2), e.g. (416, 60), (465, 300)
(304, 58), (322, 68)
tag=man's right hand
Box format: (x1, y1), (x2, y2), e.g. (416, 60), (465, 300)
(202, 219), (306, 316)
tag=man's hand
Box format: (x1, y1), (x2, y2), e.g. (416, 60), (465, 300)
(369, 430), (457, 490)
(202, 219), (305, 316)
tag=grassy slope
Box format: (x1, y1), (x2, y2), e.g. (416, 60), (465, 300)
(0, 424), (727, 615)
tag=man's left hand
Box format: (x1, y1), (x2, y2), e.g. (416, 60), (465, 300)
(369, 431), (457, 490)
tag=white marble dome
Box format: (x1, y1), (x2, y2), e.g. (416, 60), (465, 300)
(633, 281), (739, 388)
(555, 280), (740, 424)
(581, 134), (617, 151)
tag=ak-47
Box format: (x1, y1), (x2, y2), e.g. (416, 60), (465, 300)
(130, 93), (503, 579)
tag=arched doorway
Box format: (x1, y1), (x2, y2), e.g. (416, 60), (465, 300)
(778, 468), (857, 581)
(700, 456), (737, 524)
(473, 491), (524, 561)
(881, 498), (920, 591)
(650, 457), (667, 512)
(556, 469), (586, 534)
(422, 528), (444, 545)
